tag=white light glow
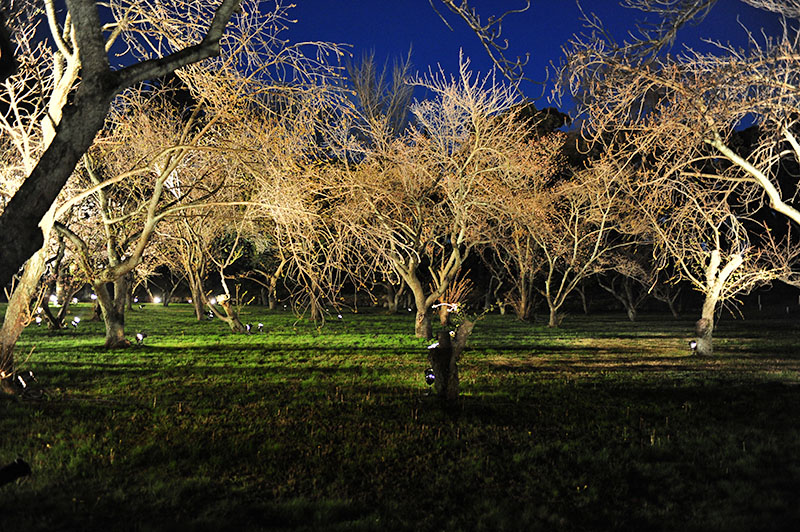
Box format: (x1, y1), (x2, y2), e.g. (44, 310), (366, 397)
(153, 296), (162, 304)
(90, 294), (97, 300)
(49, 294), (58, 304)
(71, 297), (78, 304)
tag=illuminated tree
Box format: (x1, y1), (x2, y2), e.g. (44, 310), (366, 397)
(55, 92), (231, 346)
(633, 174), (784, 355)
(486, 133), (566, 321)
(531, 159), (634, 327)
(0, 0), (244, 288)
(559, 1), (800, 350)
(332, 57), (525, 337)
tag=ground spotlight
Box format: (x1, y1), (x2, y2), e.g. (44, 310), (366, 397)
(134, 297), (139, 303)
(71, 316), (81, 328)
(136, 332), (147, 345)
(71, 297), (78, 304)
(153, 296), (162, 304)
(425, 368), (436, 385)
(90, 294), (97, 301)
(337, 313), (343, 320)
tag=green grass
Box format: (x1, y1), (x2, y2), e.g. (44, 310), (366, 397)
(2, 304), (800, 531)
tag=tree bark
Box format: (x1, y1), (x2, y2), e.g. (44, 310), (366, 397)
(0, 247), (48, 377)
(187, 271), (205, 321)
(547, 304), (560, 328)
(695, 295), (717, 356)
(95, 278), (130, 348)
(0, 0), (243, 288)
(427, 319), (475, 401)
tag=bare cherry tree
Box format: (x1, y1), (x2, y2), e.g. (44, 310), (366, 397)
(0, 0), (244, 288)
(530, 159), (634, 327)
(633, 174), (784, 355)
(486, 133), (566, 321)
(331, 56), (525, 337)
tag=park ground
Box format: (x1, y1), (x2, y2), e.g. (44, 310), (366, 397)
(2, 304), (800, 531)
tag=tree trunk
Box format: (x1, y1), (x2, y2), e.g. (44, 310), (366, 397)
(515, 281), (532, 321)
(188, 272), (205, 321)
(438, 304), (450, 327)
(577, 285), (589, 315)
(547, 303), (560, 328)
(95, 278), (131, 348)
(427, 319), (475, 401)
(0, 246), (49, 380)
(667, 297), (680, 319)
(309, 295), (322, 323)
(695, 294), (717, 356)
(218, 298), (246, 333)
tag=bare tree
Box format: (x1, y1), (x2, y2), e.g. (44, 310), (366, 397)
(633, 175), (783, 355)
(486, 133), (566, 321)
(0, 0), (244, 288)
(331, 56), (525, 337)
(562, 1), (800, 228)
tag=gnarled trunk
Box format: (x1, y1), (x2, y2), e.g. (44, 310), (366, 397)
(95, 277), (131, 348)
(694, 295), (717, 356)
(427, 319), (475, 401)
(547, 303), (560, 328)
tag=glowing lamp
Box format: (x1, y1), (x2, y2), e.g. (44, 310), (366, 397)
(152, 296), (162, 304)
(425, 368), (436, 385)
(90, 294), (97, 300)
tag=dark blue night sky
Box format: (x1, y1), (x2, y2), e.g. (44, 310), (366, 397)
(286, 1), (785, 110)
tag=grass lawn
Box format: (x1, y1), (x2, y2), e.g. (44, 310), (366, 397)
(2, 303), (800, 531)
